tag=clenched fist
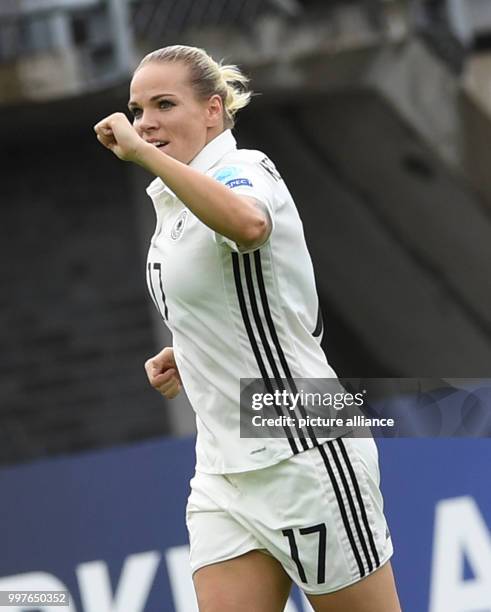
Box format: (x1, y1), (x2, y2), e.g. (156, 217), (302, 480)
(94, 112), (148, 163)
(144, 347), (182, 400)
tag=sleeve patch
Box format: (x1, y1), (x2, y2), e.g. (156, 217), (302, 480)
(213, 166), (241, 183)
(225, 177), (253, 188)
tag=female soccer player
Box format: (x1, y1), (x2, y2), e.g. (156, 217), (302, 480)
(94, 45), (401, 612)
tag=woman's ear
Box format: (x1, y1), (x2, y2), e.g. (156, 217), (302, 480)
(206, 94), (224, 128)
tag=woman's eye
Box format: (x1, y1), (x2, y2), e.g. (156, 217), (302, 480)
(159, 100), (174, 109)
(130, 109), (142, 119)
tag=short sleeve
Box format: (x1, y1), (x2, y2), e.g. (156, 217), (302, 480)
(208, 161), (277, 252)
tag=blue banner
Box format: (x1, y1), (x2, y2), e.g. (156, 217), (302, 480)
(0, 437), (490, 611)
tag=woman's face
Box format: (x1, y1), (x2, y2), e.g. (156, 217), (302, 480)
(129, 61), (223, 164)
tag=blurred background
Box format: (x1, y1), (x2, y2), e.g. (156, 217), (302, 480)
(0, 1), (490, 611)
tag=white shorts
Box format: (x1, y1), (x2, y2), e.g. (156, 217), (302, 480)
(186, 437), (393, 595)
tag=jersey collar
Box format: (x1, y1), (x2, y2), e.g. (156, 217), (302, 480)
(189, 129), (237, 172)
(146, 129), (237, 199)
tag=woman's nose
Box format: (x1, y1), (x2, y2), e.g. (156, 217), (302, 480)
(139, 110), (159, 132)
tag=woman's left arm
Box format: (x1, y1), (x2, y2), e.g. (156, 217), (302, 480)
(94, 113), (271, 249)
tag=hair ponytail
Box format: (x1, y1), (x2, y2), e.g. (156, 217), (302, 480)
(218, 64), (252, 128)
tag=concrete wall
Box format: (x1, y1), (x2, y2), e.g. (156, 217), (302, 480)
(0, 125), (169, 466)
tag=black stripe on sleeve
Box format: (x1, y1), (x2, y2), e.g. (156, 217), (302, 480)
(231, 253), (299, 454)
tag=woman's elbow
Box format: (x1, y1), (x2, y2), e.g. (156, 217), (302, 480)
(238, 215), (270, 250)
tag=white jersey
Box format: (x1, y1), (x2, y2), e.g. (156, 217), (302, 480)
(146, 129), (338, 473)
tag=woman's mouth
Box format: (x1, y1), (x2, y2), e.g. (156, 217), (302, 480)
(148, 140), (169, 149)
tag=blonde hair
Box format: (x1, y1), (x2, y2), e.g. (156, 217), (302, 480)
(135, 45), (252, 129)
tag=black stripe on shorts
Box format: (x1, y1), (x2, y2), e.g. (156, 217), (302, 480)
(318, 439), (381, 578)
(317, 442), (366, 577)
(327, 440), (374, 573)
(337, 438), (380, 568)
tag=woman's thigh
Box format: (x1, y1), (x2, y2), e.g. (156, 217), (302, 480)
(193, 549), (292, 612)
(306, 561), (401, 612)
